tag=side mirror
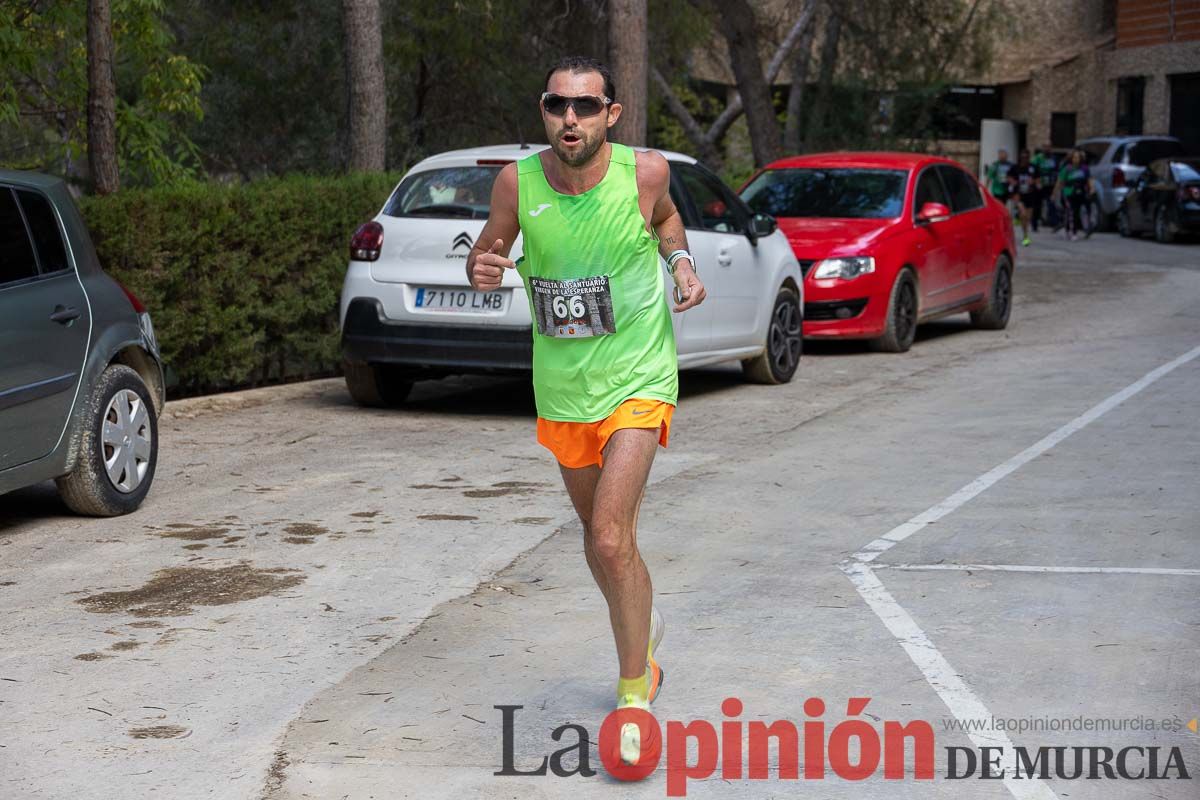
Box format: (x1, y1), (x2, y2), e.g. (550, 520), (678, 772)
(916, 202), (951, 224)
(751, 212), (777, 238)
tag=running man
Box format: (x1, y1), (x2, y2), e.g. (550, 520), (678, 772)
(1056, 149), (1094, 241)
(986, 148), (1015, 208)
(1009, 148), (1040, 246)
(466, 56), (706, 766)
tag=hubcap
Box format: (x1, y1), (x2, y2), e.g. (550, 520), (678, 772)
(769, 297), (802, 376)
(101, 389), (151, 493)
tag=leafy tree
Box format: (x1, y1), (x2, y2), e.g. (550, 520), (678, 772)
(0, 0), (205, 185)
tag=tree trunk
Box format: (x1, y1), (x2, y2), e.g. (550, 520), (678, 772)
(654, 0), (814, 170)
(341, 0), (386, 171)
(809, 5), (842, 144)
(87, 0), (119, 194)
(717, 0), (782, 167)
(607, 0), (648, 146)
(783, 21), (815, 154)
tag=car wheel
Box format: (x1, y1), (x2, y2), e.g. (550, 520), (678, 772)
(56, 364), (158, 516)
(343, 360), (414, 407)
(1154, 207), (1175, 244)
(741, 286), (801, 385)
(1117, 207), (1135, 238)
(869, 270), (918, 353)
(969, 255), (1013, 331)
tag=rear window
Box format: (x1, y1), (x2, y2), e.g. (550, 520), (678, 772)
(382, 166), (501, 220)
(1128, 140), (1185, 166)
(936, 165), (985, 213)
(741, 168), (907, 219)
(0, 188), (38, 285)
(16, 190), (69, 274)
(1078, 142), (1110, 164)
(1172, 161), (1200, 183)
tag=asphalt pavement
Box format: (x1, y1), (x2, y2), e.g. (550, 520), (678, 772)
(1, 229), (1198, 799)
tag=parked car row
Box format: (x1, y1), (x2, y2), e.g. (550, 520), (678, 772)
(1076, 135), (1187, 230)
(338, 146), (1017, 406)
(16, 134), (1188, 514)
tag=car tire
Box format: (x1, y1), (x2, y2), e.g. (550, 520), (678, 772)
(343, 360), (414, 407)
(969, 255), (1013, 331)
(868, 269), (918, 353)
(1154, 207), (1175, 244)
(741, 286), (801, 385)
(1117, 207), (1136, 238)
(56, 364), (158, 517)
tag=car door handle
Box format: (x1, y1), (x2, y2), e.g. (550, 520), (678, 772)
(50, 305), (81, 324)
(717, 250), (733, 266)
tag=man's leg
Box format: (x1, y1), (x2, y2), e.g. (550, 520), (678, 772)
(560, 462), (650, 636)
(559, 463), (608, 601)
(588, 427), (660, 681)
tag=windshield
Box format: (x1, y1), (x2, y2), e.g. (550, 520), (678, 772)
(741, 168), (907, 219)
(382, 166), (501, 219)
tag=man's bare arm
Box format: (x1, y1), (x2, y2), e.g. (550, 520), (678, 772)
(466, 162), (521, 290)
(640, 151), (706, 312)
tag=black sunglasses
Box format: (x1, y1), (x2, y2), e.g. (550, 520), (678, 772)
(541, 92), (612, 117)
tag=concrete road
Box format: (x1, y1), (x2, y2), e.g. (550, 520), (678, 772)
(2, 230), (1198, 800)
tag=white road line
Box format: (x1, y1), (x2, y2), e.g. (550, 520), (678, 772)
(875, 563), (1200, 576)
(840, 561), (1059, 800)
(852, 342), (1200, 564)
(841, 343), (1200, 800)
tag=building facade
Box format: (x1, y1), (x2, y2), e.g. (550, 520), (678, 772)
(993, 0), (1200, 150)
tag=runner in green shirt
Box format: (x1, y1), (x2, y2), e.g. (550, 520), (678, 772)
(467, 56), (706, 769)
(986, 148), (1015, 206)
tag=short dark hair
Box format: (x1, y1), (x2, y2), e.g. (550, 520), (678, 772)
(543, 56), (615, 102)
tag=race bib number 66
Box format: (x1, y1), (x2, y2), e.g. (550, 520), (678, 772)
(529, 275), (617, 338)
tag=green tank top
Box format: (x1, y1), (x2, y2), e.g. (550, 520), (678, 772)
(516, 143), (678, 422)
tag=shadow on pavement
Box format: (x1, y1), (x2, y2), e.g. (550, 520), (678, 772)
(0, 481), (71, 532)
(803, 316), (975, 355)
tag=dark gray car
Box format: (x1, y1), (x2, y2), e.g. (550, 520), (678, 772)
(0, 170), (164, 515)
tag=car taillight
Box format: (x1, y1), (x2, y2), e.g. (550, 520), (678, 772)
(1185, 185), (1200, 202)
(115, 278), (146, 313)
(350, 221), (383, 261)
(1112, 167), (1125, 187)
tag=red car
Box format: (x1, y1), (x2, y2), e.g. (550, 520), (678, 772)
(739, 153), (1015, 352)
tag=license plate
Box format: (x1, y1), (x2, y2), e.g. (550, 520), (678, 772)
(414, 287), (506, 313)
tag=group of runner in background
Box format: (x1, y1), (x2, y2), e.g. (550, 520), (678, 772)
(985, 146), (1097, 243)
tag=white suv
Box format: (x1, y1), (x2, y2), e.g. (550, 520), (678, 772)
(338, 144), (803, 405)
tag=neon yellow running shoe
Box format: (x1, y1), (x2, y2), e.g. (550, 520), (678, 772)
(617, 662), (664, 765)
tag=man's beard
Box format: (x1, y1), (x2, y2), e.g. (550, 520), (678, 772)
(550, 128), (605, 167)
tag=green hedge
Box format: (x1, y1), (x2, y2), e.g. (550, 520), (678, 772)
(78, 173), (402, 397)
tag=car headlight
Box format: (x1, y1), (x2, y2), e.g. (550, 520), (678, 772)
(812, 256), (875, 280)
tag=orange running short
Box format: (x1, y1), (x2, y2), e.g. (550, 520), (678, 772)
(536, 398), (674, 469)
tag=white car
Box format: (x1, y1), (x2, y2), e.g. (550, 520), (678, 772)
(338, 144), (803, 405)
